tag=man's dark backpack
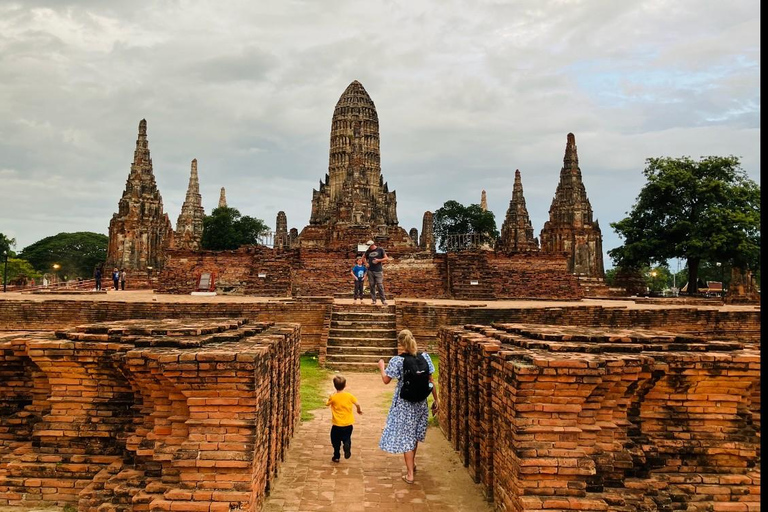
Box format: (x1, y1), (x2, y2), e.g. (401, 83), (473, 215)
(399, 353), (432, 403)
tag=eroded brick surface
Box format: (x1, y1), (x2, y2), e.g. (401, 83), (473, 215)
(438, 323), (761, 511)
(0, 319), (300, 511)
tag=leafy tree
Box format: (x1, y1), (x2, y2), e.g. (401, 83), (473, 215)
(609, 156), (760, 294)
(18, 232), (108, 279)
(201, 207), (269, 251)
(433, 200), (498, 251)
(4, 258), (42, 284)
(0, 232), (15, 257)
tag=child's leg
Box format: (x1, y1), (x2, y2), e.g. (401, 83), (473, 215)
(342, 425), (353, 458)
(330, 426), (342, 460)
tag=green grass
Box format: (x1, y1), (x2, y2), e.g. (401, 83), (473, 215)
(300, 354), (331, 422)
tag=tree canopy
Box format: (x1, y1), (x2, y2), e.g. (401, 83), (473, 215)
(0, 232), (15, 257)
(18, 232), (108, 279)
(433, 200), (499, 251)
(609, 156), (760, 294)
(201, 206), (269, 251)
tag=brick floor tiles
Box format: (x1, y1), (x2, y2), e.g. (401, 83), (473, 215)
(263, 372), (493, 512)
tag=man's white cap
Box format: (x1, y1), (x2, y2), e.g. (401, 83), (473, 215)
(366, 239), (374, 245)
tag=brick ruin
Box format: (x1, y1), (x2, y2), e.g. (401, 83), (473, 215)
(539, 133), (605, 278)
(438, 322), (760, 512)
(0, 318), (300, 511)
(175, 159), (205, 251)
(498, 170), (539, 253)
(107, 119), (174, 272)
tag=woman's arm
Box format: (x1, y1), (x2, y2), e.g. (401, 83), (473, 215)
(429, 374), (439, 409)
(377, 359), (392, 384)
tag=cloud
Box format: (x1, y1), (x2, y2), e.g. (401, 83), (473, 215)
(0, 0), (760, 274)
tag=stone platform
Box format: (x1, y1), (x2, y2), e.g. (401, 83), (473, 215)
(0, 318), (301, 512)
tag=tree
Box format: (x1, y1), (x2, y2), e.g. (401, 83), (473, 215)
(609, 156), (760, 294)
(201, 206), (269, 251)
(0, 232), (15, 257)
(433, 200), (499, 251)
(4, 258), (42, 284)
(19, 232), (108, 279)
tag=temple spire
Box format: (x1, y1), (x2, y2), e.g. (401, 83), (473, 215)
(218, 187), (227, 208)
(480, 190), (488, 211)
(175, 159), (205, 251)
(498, 169), (538, 252)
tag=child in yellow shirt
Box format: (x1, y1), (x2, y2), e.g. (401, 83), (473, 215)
(326, 375), (363, 462)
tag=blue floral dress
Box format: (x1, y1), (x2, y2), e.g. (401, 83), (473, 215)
(379, 352), (435, 454)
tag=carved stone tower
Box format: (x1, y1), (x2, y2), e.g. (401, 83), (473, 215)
(218, 187), (227, 208)
(107, 119), (174, 270)
(299, 81), (413, 249)
(275, 211), (288, 250)
(409, 228), (419, 246)
(480, 190), (488, 211)
(175, 159), (205, 251)
(419, 211), (436, 252)
(539, 133), (604, 277)
(498, 170), (539, 253)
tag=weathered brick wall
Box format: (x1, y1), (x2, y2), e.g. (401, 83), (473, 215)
(0, 298), (332, 355)
(0, 319), (301, 512)
(438, 323), (761, 512)
(398, 302), (762, 350)
(155, 248), (582, 300)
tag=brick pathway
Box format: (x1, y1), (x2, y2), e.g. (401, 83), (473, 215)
(263, 372), (493, 512)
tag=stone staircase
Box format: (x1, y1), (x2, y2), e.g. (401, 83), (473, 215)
(325, 304), (398, 371)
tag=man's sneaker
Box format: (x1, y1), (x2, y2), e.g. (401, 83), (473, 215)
(331, 457), (340, 463)
(343, 442), (351, 459)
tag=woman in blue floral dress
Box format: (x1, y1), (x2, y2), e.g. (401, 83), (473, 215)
(378, 329), (439, 484)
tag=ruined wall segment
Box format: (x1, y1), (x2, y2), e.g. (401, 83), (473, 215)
(299, 81), (414, 250)
(0, 319), (301, 511)
(540, 133), (604, 277)
(107, 119), (174, 271)
(498, 169), (539, 253)
(174, 158), (205, 251)
(419, 211), (435, 252)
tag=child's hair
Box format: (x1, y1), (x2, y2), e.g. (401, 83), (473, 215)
(356, 256), (362, 262)
(398, 329), (418, 356)
(333, 375), (347, 391)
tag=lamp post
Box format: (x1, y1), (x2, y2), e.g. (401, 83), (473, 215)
(716, 262), (723, 297)
(52, 263), (61, 286)
(2, 251), (8, 293)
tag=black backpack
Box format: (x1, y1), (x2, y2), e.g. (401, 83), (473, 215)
(399, 353), (432, 403)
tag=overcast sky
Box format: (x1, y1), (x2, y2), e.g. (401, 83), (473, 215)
(0, 0), (760, 268)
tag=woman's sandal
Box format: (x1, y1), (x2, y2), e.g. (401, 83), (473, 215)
(402, 475), (414, 484)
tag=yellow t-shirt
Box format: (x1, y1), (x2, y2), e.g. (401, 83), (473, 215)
(326, 391), (357, 427)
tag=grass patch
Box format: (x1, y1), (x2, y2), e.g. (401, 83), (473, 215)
(300, 354), (331, 422)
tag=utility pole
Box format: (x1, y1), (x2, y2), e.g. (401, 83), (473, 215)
(2, 251), (8, 293)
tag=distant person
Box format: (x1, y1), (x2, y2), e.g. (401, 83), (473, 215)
(350, 256), (367, 304)
(120, 269), (126, 290)
(94, 268), (102, 291)
(378, 329), (438, 484)
(112, 268), (119, 290)
(363, 240), (389, 305)
(325, 375), (362, 463)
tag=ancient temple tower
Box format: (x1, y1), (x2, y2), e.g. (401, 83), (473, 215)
(409, 228), (419, 246)
(299, 81), (413, 249)
(175, 159), (205, 251)
(539, 133), (604, 277)
(480, 190), (488, 211)
(419, 211), (435, 252)
(498, 170), (539, 253)
(275, 211), (288, 250)
(218, 187), (228, 208)
(107, 119), (174, 270)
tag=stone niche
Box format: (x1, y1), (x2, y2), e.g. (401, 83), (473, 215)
(438, 323), (760, 512)
(0, 319), (300, 512)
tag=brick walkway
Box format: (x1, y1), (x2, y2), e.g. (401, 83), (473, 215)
(263, 372), (493, 512)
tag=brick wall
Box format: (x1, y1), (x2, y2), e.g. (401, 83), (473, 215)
(438, 323), (761, 512)
(0, 298), (332, 355)
(0, 319), (301, 511)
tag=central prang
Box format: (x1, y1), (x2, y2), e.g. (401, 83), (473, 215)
(299, 81), (415, 250)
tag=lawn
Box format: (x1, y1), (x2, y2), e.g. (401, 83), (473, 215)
(299, 354), (331, 422)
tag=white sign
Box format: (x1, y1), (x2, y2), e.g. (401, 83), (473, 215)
(357, 243), (369, 253)
(258, 273), (267, 278)
(470, 280), (479, 286)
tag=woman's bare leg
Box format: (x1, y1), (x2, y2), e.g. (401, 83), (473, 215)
(403, 450), (415, 481)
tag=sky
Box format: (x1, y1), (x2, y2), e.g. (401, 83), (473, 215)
(0, 0), (760, 268)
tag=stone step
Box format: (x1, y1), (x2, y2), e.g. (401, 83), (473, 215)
(331, 320), (397, 329)
(324, 361), (381, 372)
(329, 328), (397, 339)
(333, 305), (395, 312)
(327, 346), (397, 356)
(325, 354), (393, 364)
(328, 337), (398, 347)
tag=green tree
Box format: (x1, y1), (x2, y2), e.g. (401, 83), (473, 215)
(0, 232), (15, 257)
(433, 200), (498, 251)
(201, 207), (269, 251)
(609, 156), (760, 294)
(18, 232), (108, 279)
(4, 258), (42, 284)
